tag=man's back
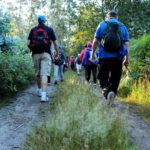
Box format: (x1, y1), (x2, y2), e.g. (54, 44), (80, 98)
(95, 18), (129, 60)
(28, 24), (56, 55)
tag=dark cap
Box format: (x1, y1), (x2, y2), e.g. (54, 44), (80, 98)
(107, 11), (117, 18)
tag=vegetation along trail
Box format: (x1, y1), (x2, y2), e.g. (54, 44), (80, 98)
(0, 0), (150, 149)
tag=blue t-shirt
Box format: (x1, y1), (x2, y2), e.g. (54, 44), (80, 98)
(95, 18), (129, 60)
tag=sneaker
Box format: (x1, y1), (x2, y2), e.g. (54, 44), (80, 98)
(37, 89), (42, 97)
(92, 83), (97, 89)
(41, 92), (49, 102)
(107, 91), (115, 105)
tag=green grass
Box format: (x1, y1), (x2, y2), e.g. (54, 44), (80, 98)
(119, 76), (150, 121)
(24, 71), (136, 150)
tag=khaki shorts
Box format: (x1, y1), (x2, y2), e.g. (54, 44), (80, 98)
(32, 53), (51, 76)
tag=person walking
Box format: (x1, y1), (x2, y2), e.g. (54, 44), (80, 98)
(92, 11), (129, 105)
(53, 45), (67, 84)
(75, 53), (82, 75)
(70, 56), (75, 70)
(82, 41), (98, 85)
(80, 43), (88, 62)
(27, 15), (59, 102)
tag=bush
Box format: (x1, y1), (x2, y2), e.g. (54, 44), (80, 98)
(0, 52), (34, 97)
(129, 34), (150, 80)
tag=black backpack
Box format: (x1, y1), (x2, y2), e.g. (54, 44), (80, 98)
(101, 21), (123, 53)
(76, 56), (81, 64)
(29, 26), (49, 52)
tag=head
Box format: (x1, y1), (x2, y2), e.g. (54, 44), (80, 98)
(87, 41), (93, 48)
(78, 53), (80, 57)
(38, 15), (47, 24)
(106, 11), (118, 19)
(84, 43), (87, 48)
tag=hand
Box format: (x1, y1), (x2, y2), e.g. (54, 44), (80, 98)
(123, 57), (129, 67)
(91, 51), (95, 60)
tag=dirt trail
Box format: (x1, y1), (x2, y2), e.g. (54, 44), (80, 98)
(0, 80), (150, 150)
(0, 84), (56, 150)
(92, 86), (150, 150)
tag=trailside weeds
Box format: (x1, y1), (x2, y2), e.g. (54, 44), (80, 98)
(24, 71), (136, 150)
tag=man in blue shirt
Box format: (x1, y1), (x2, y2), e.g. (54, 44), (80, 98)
(92, 11), (130, 105)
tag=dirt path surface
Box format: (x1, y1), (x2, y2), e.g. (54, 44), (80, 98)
(0, 84), (56, 150)
(92, 85), (150, 150)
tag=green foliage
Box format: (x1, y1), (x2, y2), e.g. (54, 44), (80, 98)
(119, 34), (150, 120)
(103, 0), (150, 37)
(69, 2), (103, 55)
(0, 17), (15, 52)
(0, 52), (34, 97)
(24, 71), (135, 150)
(129, 34), (150, 79)
(0, 16), (34, 98)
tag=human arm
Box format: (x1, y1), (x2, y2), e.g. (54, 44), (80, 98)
(27, 40), (30, 46)
(91, 21), (105, 59)
(92, 38), (99, 59)
(122, 26), (130, 67)
(52, 40), (59, 57)
(27, 29), (33, 48)
(123, 42), (130, 67)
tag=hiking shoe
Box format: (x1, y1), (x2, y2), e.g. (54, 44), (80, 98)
(54, 80), (58, 85)
(107, 91), (115, 105)
(48, 76), (51, 84)
(102, 88), (108, 99)
(41, 92), (49, 102)
(60, 79), (64, 82)
(37, 89), (42, 97)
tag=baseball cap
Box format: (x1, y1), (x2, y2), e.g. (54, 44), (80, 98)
(38, 15), (48, 22)
(87, 41), (93, 47)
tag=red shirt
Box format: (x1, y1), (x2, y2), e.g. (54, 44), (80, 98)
(80, 48), (88, 61)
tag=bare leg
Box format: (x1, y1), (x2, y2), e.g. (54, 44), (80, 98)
(36, 75), (41, 89)
(41, 75), (48, 91)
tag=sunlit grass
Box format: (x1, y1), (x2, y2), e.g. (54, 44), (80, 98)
(24, 71), (135, 150)
(119, 78), (150, 121)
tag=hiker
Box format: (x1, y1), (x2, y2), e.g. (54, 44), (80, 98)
(80, 43), (88, 62)
(53, 45), (67, 84)
(70, 56), (75, 70)
(91, 11), (129, 105)
(82, 41), (98, 85)
(27, 15), (59, 102)
(63, 55), (69, 72)
(75, 53), (82, 75)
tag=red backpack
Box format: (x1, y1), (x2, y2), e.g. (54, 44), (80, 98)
(29, 26), (49, 52)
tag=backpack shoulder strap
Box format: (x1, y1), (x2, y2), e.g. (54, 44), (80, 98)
(104, 21), (110, 25)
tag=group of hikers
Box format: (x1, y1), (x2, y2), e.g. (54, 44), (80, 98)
(27, 10), (129, 106)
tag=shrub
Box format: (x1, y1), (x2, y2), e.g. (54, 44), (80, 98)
(0, 52), (34, 97)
